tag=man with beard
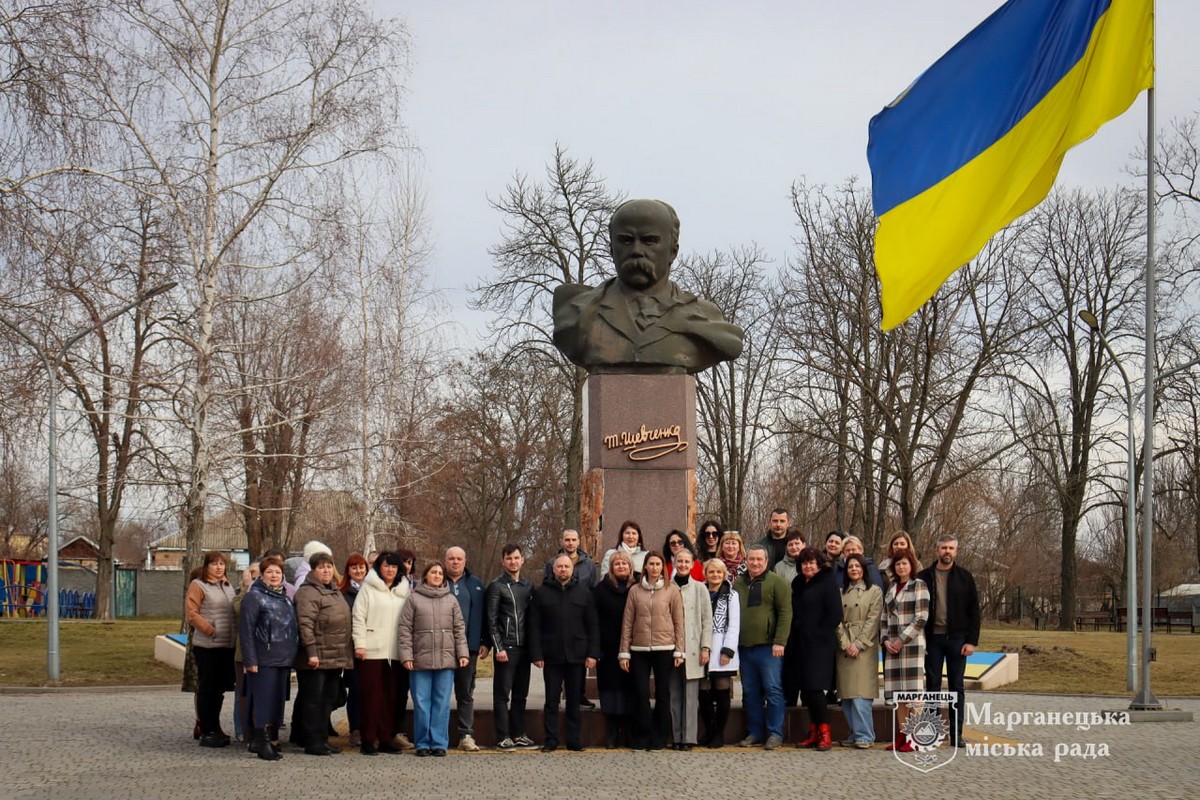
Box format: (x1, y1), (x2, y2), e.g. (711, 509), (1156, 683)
(552, 199), (743, 373)
(918, 534), (980, 748)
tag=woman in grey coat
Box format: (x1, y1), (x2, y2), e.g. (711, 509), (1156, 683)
(397, 562), (469, 757)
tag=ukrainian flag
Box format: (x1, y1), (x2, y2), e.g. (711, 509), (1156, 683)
(868, 0), (1153, 330)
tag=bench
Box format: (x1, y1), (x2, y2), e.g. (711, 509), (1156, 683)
(1074, 611), (1113, 631)
(1165, 609), (1198, 633)
(1115, 606), (1177, 632)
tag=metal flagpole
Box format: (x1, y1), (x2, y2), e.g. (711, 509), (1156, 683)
(1131, 1), (1161, 710)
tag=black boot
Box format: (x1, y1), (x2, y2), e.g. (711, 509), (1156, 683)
(604, 714), (620, 749)
(253, 728), (283, 761)
(708, 689), (730, 748)
(697, 689), (714, 747)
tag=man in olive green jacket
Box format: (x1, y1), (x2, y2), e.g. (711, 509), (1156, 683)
(733, 545), (793, 750)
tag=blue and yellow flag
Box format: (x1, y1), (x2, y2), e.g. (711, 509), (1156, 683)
(867, 0), (1153, 330)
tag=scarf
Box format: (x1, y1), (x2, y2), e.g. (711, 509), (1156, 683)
(620, 542), (642, 557)
(721, 554), (743, 579)
(641, 575), (664, 591)
(709, 582), (730, 633)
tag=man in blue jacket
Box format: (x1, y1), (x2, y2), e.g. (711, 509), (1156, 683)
(446, 546), (488, 752)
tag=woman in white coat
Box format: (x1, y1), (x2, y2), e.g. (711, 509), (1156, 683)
(351, 551), (410, 755)
(668, 549), (713, 750)
(698, 558), (739, 748)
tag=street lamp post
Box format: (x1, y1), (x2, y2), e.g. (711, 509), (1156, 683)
(1078, 310), (1137, 693)
(1079, 309), (1200, 708)
(0, 282), (175, 681)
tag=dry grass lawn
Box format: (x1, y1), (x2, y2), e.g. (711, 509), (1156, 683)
(0, 620), (1195, 695)
(0, 618), (182, 687)
(980, 626), (1200, 696)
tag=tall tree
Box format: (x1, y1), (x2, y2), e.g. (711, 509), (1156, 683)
(781, 180), (1032, 550)
(1012, 188), (1147, 629)
(472, 145), (619, 530)
(216, 276), (348, 558)
(675, 245), (783, 533)
(332, 162), (439, 555)
(38, 0), (412, 577)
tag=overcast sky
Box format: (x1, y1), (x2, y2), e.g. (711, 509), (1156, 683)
(374, 1), (1200, 342)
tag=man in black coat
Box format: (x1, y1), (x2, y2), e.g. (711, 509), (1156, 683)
(918, 534), (981, 748)
(530, 554), (601, 752)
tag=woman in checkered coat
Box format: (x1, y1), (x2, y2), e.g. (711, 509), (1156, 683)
(880, 551), (928, 752)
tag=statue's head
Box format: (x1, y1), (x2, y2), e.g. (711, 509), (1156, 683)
(609, 199), (680, 291)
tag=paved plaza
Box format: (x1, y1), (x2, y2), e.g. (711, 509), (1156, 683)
(1, 685), (1196, 800)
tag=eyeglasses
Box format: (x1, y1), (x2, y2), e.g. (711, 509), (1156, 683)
(669, 539), (684, 547)
(703, 530), (719, 538)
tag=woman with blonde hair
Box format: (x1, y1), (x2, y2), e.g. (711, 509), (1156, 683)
(718, 532), (748, 584)
(698, 558), (739, 748)
(594, 550), (637, 748)
(668, 549), (712, 749)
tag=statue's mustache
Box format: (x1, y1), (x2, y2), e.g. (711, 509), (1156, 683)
(622, 257), (656, 277)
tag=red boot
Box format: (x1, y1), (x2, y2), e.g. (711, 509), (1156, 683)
(886, 731), (905, 751)
(816, 723), (832, 751)
(794, 723), (818, 748)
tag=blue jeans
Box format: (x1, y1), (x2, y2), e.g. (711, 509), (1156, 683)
(925, 633), (967, 739)
(410, 669), (454, 751)
(842, 698), (875, 744)
(738, 645), (784, 739)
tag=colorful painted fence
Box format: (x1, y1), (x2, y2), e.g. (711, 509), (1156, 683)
(0, 560), (95, 618)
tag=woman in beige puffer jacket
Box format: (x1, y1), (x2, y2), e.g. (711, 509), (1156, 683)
(617, 552), (684, 750)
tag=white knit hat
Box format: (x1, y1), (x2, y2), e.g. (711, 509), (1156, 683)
(302, 540), (332, 561)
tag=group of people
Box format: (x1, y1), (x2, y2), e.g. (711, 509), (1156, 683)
(184, 513), (979, 758)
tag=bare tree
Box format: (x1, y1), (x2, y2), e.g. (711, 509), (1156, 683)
(780, 180), (1032, 552)
(400, 349), (570, 580)
(472, 145), (620, 530)
(675, 245), (783, 533)
(38, 0), (414, 577)
(1012, 188), (1147, 628)
(332, 161), (440, 554)
(215, 276), (349, 558)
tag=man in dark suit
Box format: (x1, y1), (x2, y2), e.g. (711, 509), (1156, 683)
(552, 199), (743, 374)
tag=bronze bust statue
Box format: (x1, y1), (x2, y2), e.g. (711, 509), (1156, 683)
(552, 199), (744, 374)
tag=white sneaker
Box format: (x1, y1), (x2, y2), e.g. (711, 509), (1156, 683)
(497, 737), (516, 751)
(458, 734), (480, 752)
